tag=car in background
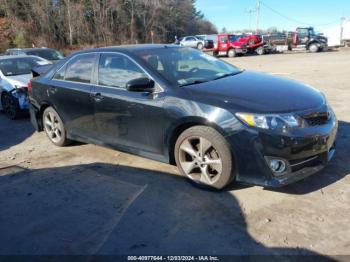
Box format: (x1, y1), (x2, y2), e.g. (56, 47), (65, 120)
(0, 55), (51, 119)
(5, 47), (64, 63)
(204, 34), (248, 57)
(236, 34), (266, 54)
(178, 36), (206, 49)
(29, 45), (337, 190)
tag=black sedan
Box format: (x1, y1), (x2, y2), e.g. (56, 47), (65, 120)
(28, 45), (338, 189)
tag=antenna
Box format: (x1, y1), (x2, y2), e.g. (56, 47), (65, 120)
(256, 0), (261, 33)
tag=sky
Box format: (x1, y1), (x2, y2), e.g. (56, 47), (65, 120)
(195, 0), (350, 32)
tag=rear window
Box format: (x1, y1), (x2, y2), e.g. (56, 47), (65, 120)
(0, 57), (49, 76)
(26, 49), (64, 61)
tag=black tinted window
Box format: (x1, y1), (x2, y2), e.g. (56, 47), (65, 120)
(98, 53), (146, 88)
(65, 54), (95, 83)
(26, 49), (64, 61)
(186, 37), (195, 41)
(0, 57), (49, 76)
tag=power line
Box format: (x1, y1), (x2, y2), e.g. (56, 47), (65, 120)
(260, 1), (340, 27)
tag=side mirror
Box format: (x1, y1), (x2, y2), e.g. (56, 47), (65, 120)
(126, 77), (155, 93)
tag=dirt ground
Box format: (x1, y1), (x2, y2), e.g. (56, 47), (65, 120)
(0, 48), (349, 257)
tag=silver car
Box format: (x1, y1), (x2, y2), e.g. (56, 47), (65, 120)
(179, 36), (205, 49)
(0, 55), (51, 119)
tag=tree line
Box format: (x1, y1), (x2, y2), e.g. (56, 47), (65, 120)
(0, 0), (217, 52)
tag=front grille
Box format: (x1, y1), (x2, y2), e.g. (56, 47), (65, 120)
(302, 111), (330, 126)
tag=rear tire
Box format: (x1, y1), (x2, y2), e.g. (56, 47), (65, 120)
(256, 46), (265, 55)
(227, 49), (236, 58)
(1, 92), (20, 120)
(43, 107), (71, 147)
(175, 126), (234, 190)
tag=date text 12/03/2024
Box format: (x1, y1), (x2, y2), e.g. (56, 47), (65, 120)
(127, 256), (220, 261)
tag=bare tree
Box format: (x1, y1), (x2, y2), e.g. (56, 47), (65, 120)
(0, 0), (218, 51)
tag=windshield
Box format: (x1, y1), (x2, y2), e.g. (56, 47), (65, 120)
(135, 47), (241, 86)
(0, 57), (50, 76)
(228, 35), (241, 42)
(308, 28), (316, 36)
(26, 49), (64, 61)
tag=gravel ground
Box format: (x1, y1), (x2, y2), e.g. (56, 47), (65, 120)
(0, 48), (349, 257)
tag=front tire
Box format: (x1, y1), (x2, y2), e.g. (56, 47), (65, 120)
(197, 42), (203, 50)
(309, 43), (319, 53)
(175, 126), (234, 190)
(1, 92), (20, 120)
(43, 107), (70, 147)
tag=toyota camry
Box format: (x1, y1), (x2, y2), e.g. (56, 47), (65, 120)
(28, 45), (338, 189)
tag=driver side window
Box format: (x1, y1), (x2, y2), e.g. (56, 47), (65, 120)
(220, 37), (227, 43)
(98, 53), (147, 88)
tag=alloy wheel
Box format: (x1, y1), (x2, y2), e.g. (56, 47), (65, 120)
(44, 111), (63, 144)
(178, 136), (223, 185)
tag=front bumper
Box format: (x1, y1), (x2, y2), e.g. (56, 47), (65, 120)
(11, 88), (29, 110)
(227, 111), (338, 187)
(235, 48), (247, 54)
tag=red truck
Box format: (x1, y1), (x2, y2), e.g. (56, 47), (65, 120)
(204, 33), (265, 57)
(204, 34), (247, 57)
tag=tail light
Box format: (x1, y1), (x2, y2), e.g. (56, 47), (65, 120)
(27, 81), (32, 92)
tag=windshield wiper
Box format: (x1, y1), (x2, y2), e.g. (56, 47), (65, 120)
(213, 71), (241, 80)
(179, 80), (209, 87)
(179, 71), (243, 87)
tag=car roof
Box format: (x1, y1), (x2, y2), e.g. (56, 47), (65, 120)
(7, 47), (57, 52)
(22, 48), (57, 51)
(0, 55), (43, 60)
(72, 44), (181, 55)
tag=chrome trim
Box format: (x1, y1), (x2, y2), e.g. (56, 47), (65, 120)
(290, 155), (319, 167)
(51, 51), (164, 93)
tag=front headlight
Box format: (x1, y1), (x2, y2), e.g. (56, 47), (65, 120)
(236, 112), (301, 131)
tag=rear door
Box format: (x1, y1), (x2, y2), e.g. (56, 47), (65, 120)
(49, 53), (97, 140)
(92, 52), (166, 156)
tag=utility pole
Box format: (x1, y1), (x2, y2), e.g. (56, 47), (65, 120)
(256, 0), (261, 33)
(245, 8), (255, 31)
(340, 17), (345, 46)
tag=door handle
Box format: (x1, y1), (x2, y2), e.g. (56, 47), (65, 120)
(49, 86), (57, 94)
(91, 92), (104, 102)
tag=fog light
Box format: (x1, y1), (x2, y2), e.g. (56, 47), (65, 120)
(269, 159), (287, 174)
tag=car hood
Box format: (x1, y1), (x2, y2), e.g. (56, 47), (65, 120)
(5, 74), (32, 88)
(185, 71), (325, 113)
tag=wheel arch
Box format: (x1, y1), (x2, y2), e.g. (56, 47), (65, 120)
(307, 41), (319, 49)
(167, 117), (227, 165)
(36, 101), (54, 130)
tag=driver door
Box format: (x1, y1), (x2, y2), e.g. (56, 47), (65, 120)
(92, 53), (166, 155)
